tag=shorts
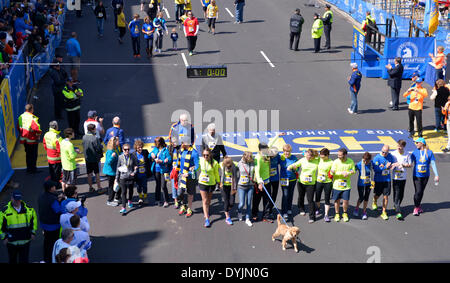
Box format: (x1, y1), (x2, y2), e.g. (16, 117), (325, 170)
(86, 162), (99, 174)
(199, 183), (216, 193)
(332, 189), (350, 201)
(207, 18), (216, 28)
(374, 181), (391, 197)
(202, 6), (208, 12)
(68, 56), (80, 71)
(62, 169), (77, 185)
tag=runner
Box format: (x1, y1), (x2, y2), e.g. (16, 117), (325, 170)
(169, 137), (180, 208)
(133, 139), (152, 205)
(288, 149), (319, 223)
(330, 148), (355, 222)
(237, 151), (256, 227)
(391, 140), (411, 220)
(407, 138), (439, 216)
(153, 12), (168, 54)
(314, 148), (333, 222)
(142, 17), (155, 58)
(198, 148), (220, 227)
(200, 0), (211, 20)
(354, 152), (373, 220)
(206, 0), (219, 35)
(150, 137), (172, 207)
(116, 144), (138, 214)
(176, 137), (199, 218)
(128, 14), (141, 58)
(372, 145), (396, 220)
(219, 156), (238, 225)
(183, 11), (199, 56)
(279, 144), (298, 221)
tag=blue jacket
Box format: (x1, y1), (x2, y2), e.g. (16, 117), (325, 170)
(103, 126), (125, 148)
(103, 149), (119, 176)
(269, 153), (281, 181)
(66, 38), (82, 57)
(280, 154), (298, 180)
(149, 147), (172, 173)
(372, 153), (395, 182)
(348, 70), (362, 92)
(14, 17), (33, 35)
(177, 148), (199, 179)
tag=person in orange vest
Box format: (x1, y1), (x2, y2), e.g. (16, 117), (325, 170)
(403, 78), (428, 138)
(429, 46), (447, 81)
(18, 104), (42, 174)
(43, 121), (63, 186)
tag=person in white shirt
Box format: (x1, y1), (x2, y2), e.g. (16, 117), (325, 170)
(60, 201), (90, 232)
(52, 228), (74, 263)
(69, 214), (91, 258)
(391, 139), (411, 221)
(83, 110), (104, 139)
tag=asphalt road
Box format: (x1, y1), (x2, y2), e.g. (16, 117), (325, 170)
(1, 0), (450, 263)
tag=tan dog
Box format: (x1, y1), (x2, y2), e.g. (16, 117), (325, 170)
(272, 214), (301, 252)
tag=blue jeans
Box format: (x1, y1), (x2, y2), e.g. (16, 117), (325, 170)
(435, 107), (445, 130)
(281, 180), (296, 214)
(171, 178), (178, 200)
(96, 18), (104, 35)
(350, 89), (358, 113)
(235, 3), (245, 22)
(238, 186), (254, 220)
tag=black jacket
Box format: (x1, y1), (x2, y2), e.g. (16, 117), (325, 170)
(38, 191), (61, 226)
(290, 14), (304, 33)
(82, 133), (103, 163)
(132, 149), (152, 178)
(435, 86), (450, 108)
(94, 5), (107, 19)
(387, 63), (403, 90)
(49, 66), (68, 93)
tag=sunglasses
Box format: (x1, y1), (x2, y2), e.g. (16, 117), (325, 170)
(203, 154), (210, 157)
(381, 151), (388, 154)
(123, 148), (130, 151)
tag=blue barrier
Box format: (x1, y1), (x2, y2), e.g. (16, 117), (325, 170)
(0, 102), (13, 192)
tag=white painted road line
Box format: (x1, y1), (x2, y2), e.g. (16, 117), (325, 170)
(163, 7), (170, 18)
(260, 51), (275, 68)
(181, 53), (189, 67)
(225, 7), (234, 18)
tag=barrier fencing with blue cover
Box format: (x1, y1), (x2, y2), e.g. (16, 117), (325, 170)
(0, 9), (66, 192)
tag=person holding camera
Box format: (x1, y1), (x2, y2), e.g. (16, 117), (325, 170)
(61, 185), (89, 217)
(84, 110), (104, 139)
(63, 78), (84, 138)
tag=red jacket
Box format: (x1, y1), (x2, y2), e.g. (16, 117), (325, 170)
(43, 128), (62, 164)
(18, 111), (42, 144)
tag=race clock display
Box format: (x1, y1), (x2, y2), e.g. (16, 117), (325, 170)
(187, 65), (227, 78)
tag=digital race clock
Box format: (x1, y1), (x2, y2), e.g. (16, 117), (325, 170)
(186, 65), (227, 78)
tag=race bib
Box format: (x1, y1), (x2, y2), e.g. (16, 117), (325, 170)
(139, 166), (146, 174)
(208, 141), (216, 150)
(189, 26), (194, 32)
(382, 169), (389, 176)
(318, 174), (326, 182)
(270, 168), (277, 177)
(98, 13), (103, 17)
(164, 173), (170, 181)
(394, 170), (404, 180)
(116, 4), (120, 9)
(337, 180), (347, 189)
(224, 176), (232, 185)
(418, 164), (427, 173)
(240, 176), (249, 184)
(361, 176), (370, 184)
(200, 173), (210, 183)
(302, 175), (313, 183)
(280, 178), (289, 186)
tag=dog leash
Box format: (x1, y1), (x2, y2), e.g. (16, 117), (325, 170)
(262, 184), (289, 226)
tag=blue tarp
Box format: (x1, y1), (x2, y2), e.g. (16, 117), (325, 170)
(0, 99), (13, 192)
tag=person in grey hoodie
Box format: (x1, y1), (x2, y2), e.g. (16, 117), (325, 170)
(236, 151), (256, 227)
(289, 8), (304, 51)
(115, 143), (138, 214)
(82, 124), (103, 193)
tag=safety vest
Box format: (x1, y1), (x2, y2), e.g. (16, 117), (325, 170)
(323, 10), (333, 25)
(18, 111), (41, 144)
(0, 201), (38, 246)
(43, 128), (62, 164)
(311, 18), (323, 38)
(362, 15), (376, 33)
(63, 86), (84, 111)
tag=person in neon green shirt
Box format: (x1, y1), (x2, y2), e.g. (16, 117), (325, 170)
(288, 149), (319, 223)
(198, 148), (220, 228)
(330, 148), (356, 222)
(311, 13), (323, 53)
(219, 156), (238, 225)
(315, 148), (334, 222)
(60, 128), (81, 192)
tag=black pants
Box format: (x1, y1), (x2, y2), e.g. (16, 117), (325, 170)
(408, 109), (423, 137)
(221, 185), (235, 212)
(113, 9), (118, 29)
(315, 182), (332, 205)
(145, 38), (153, 56)
(391, 87), (400, 109)
(107, 175), (119, 202)
(119, 27), (126, 39)
(298, 183), (316, 220)
(43, 229), (60, 263)
(154, 172), (170, 203)
(324, 24), (331, 48)
(66, 109), (81, 135)
(131, 36), (140, 55)
(289, 32), (301, 50)
(7, 243), (30, 263)
(436, 68), (444, 80)
(24, 143), (38, 172)
(120, 179), (134, 208)
(53, 89), (64, 119)
(393, 179), (406, 213)
(187, 36), (197, 52)
(267, 181), (279, 215)
(252, 182), (272, 219)
(49, 163), (62, 184)
(155, 31), (163, 50)
(413, 176), (429, 207)
(313, 37), (321, 53)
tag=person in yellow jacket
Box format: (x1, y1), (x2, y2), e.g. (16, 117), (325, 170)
(0, 190), (38, 263)
(60, 128), (81, 192)
(18, 104), (42, 174)
(63, 78), (84, 137)
(43, 121), (63, 185)
(198, 148), (220, 228)
(311, 13), (323, 53)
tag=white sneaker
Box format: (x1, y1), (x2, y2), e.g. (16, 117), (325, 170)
(347, 108), (353, 114)
(245, 218), (253, 227)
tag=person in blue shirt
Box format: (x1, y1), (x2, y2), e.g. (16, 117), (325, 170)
(279, 144), (298, 219)
(348, 62), (362, 114)
(153, 12), (168, 54)
(176, 137), (199, 218)
(128, 14), (141, 58)
(268, 147), (281, 219)
(65, 32), (82, 82)
(407, 137), (439, 216)
(372, 145), (396, 220)
(354, 152), (373, 220)
(103, 117), (125, 150)
(14, 14), (33, 36)
(132, 139), (152, 205)
(150, 137), (172, 207)
(142, 17), (155, 58)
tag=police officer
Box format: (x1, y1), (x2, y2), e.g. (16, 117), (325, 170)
(0, 190), (38, 263)
(322, 4), (333, 49)
(311, 13), (323, 53)
(18, 104), (42, 174)
(289, 8), (304, 51)
(49, 59), (68, 119)
(63, 78), (84, 138)
(43, 121), (63, 185)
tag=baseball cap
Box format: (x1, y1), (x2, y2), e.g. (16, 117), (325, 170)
(12, 190), (22, 201)
(326, 4), (331, 8)
(314, 13), (320, 17)
(44, 180), (58, 191)
(416, 77), (423, 83)
(87, 110), (97, 118)
(350, 62), (358, 69)
(414, 137), (426, 145)
(66, 201), (81, 212)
